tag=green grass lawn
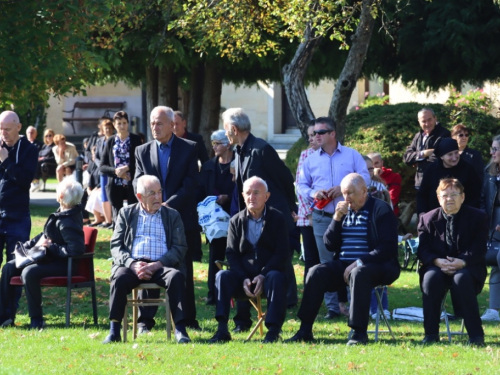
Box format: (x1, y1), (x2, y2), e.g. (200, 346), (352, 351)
(0, 205), (499, 374)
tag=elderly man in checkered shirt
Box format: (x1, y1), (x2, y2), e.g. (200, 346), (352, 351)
(103, 175), (191, 344)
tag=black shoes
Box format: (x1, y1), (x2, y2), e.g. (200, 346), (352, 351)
(29, 317), (45, 330)
(233, 324), (250, 333)
(347, 332), (368, 346)
(262, 331), (280, 343)
(468, 336), (485, 347)
(175, 329), (191, 344)
(421, 334), (440, 344)
(208, 330), (232, 343)
(284, 330), (314, 343)
(102, 333), (121, 344)
(0, 318), (13, 327)
(324, 310), (340, 320)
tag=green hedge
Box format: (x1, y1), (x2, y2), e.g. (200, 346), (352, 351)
(285, 102), (500, 201)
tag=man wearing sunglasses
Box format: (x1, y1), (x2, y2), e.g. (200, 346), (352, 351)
(404, 107), (451, 189)
(297, 117), (370, 319)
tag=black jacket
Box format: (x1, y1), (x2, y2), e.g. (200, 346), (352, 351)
(0, 136), (38, 218)
(26, 205), (85, 259)
(226, 206), (289, 280)
(404, 123), (451, 187)
(184, 131), (209, 165)
(198, 155), (235, 213)
(417, 205), (487, 292)
(38, 143), (55, 164)
(480, 168), (498, 228)
(461, 146), (485, 183)
(417, 158), (481, 216)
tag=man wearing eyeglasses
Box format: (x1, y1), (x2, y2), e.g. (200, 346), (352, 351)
(0, 111), (38, 265)
(416, 137), (480, 216)
(404, 107), (451, 189)
(297, 117), (370, 319)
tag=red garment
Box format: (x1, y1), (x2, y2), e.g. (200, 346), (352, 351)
(314, 197), (333, 210)
(379, 167), (402, 216)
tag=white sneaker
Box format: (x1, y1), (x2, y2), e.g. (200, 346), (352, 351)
(481, 309), (500, 322)
(383, 310), (391, 320)
(30, 181), (42, 193)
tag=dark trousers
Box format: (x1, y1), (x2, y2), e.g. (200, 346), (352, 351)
(0, 214), (31, 265)
(192, 231), (203, 262)
(108, 184), (138, 224)
(138, 228), (198, 327)
(0, 259), (67, 320)
(215, 269), (287, 329)
(109, 266), (186, 325)
(298, 260), (398, 333)
(421, 266), (484, 337)
(299, 226), (320, 284)
(207, 237), (227, 303)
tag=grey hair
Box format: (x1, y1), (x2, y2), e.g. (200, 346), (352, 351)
(151, 106), (175, 122)
(340, 173), (366, 191)
(367, 152), (382, 161)
(243, 176), (268, 193)
(418, 107), (436, 117)
(222, 108), (251, 132)
(137, 175), (161, 196)
(57, 178), (84, 207)
(211, 129), (230, 145)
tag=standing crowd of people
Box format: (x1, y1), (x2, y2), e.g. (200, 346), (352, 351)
(0, 104), (496, 346)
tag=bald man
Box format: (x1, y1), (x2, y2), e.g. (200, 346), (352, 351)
(0, 111), (38, 265)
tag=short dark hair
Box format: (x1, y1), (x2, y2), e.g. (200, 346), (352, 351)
(436, 178), (464, 195)
(314, 117), (336, 131)
(174, 110), (185, 120)
(113, 111), (129, 123)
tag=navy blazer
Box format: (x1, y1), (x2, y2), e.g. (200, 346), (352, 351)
(417, 205), (488, 291)
(235, 133), (296, 231)
(226, 206), (289, 281)
(133, 135), (199, 231)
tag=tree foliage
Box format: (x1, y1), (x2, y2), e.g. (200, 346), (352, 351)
(0, 0), (110, 112)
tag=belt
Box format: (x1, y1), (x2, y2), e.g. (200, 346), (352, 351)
(312, 209), (333, 218)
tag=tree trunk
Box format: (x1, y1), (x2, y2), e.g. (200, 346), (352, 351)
(328, 0), (376, 143)
(145, 65), (159, 140)
(187, 62), (204, 133)
(282, 24), (322, 140)
(179, 87), (190, 119)
(158, 66), (178, 108)
(198, 62), (222, 156)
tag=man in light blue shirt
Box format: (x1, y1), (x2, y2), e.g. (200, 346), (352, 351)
(297, 117), (370, 318)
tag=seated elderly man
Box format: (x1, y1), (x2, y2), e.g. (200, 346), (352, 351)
(102, 175), (191, 344)
(286, 173), (400, 345)
(209, 176), (288, 344)
(418, 178), (487, 345)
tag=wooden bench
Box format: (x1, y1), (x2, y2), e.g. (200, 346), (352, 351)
(62, 102), (126, 134)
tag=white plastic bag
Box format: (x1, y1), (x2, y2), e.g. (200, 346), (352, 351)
(197, 196), (230, 242)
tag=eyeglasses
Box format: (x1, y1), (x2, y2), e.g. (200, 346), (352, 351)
(212, 142), (226, 147)
(439, 193), (461, 200)
(313, 129), (333, 136)
(45, 134), (53, 138)
(491, 147), (500, 153)
(457, 133), (469, 138)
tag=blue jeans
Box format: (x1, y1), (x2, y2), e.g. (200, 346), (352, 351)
(312, 211), (339, 314)
(0, 213), (31, 265)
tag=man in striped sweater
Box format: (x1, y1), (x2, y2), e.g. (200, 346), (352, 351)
(286, 173), (400, 345)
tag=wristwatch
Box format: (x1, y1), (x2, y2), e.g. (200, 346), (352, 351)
(356, 259), (363, 267)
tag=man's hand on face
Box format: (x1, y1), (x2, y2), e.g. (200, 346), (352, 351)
(334, 201), (349, 221)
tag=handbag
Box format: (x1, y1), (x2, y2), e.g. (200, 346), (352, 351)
(13, 242), (47, 269)
(486, 231), (500, 266)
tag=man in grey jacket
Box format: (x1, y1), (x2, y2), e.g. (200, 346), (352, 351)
(103, 175), (191, 344)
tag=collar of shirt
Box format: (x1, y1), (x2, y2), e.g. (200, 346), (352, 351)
(246, 206), (267, 222)
(236, 135), (251, 156)
(319, 142), (343, 156)
(138, 204), (162, 219)
(155, 135), (174, 150)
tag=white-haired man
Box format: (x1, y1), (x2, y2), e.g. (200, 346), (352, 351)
(209, 177), (288, 343)
(133, 106), (200, 331)
(287, 173), (400, 345)
(103, 175), (191, 344)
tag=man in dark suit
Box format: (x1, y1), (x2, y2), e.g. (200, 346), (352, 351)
(209, 177), (288, 343)
(222, 107), (298, 314)
(102, 175), (191, 344)
(133, 106), (200, 330)
(173, 110), (208, 262)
